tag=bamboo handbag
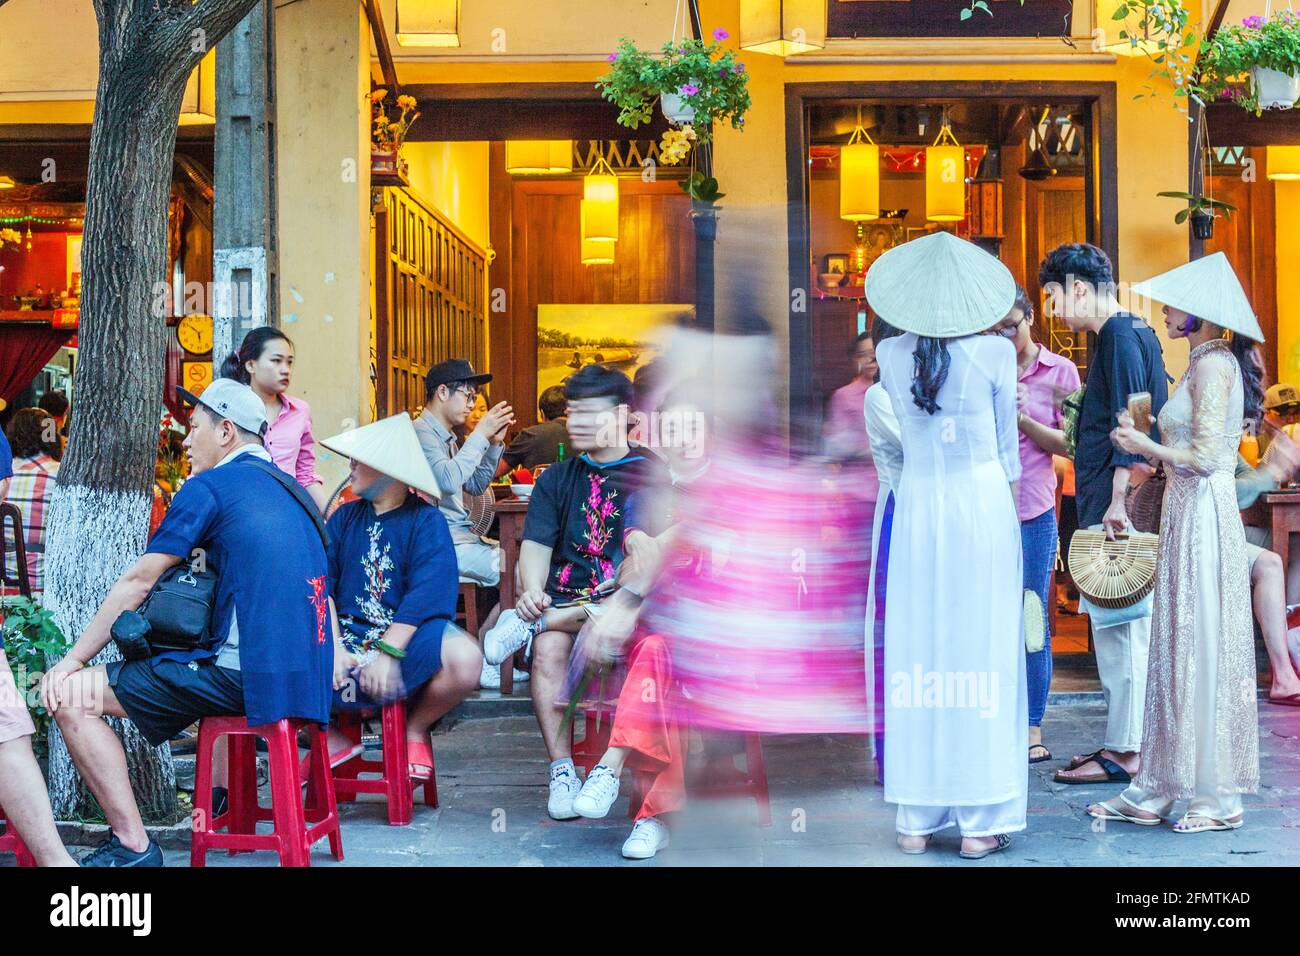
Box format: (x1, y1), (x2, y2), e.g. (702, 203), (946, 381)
(1067, 530), (1160, 609)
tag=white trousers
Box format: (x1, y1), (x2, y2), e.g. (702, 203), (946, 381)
(1087, 526), (1152, 753)
(895, 798), (1026, 839)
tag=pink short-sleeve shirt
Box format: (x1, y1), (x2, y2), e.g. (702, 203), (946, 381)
(1017, 346), (1081, 522)
(264, 394), (323, 490)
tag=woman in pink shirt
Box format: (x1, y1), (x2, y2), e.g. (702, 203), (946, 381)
(988, 287), (1080, 764)
(220, 327), (327, 510)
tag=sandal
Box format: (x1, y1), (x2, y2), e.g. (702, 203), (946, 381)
(1173, 812), (1243, 833)
(298, 742), (363, 783)
(407, 738), (435, 782)
(959, 833), (1011, 860)
(1029, 744), (1053, 764)
(1065, 748), (1103, 770)
(1054, 752), (1132, 785)
(896, 834), (930, 855)
(1087, 798), (1162, 826)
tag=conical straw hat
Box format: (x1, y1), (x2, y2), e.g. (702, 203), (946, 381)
(320, 414), (441, 499)
(865, 231), (1016, 338)
(1130, 252), (1264, 342)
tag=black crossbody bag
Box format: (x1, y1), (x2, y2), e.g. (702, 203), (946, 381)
(111, 456), (330, 661)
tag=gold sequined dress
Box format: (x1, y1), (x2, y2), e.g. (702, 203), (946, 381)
(1129, 338), (1259, 807)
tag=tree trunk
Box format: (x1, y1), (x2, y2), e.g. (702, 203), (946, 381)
(43, 0), (262, 822)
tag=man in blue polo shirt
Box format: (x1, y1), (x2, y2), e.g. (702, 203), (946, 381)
(41, 379), (331, 867)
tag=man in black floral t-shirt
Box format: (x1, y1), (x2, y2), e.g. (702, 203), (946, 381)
(482, 364), (667, 820)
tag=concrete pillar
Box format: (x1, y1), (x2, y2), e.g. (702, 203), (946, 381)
(274, 0), (371, 488)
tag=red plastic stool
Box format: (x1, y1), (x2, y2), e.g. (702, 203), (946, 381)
(0, 805), (35, 867)
(190, 716), (343, 867)
(694, 733), (772, 827)
(332, 700), (437, 826)
(569, 707), (649, 819)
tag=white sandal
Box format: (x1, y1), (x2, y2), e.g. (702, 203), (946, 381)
(1087, 797), (1163, 827)
(1173, 812), (1243, 833)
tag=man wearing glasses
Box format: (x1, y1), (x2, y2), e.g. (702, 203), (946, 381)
(414, 358), (514, 595)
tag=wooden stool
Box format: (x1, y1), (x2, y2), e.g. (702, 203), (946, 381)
(191, 716), (343, 867)
(332, 700), (437, 826)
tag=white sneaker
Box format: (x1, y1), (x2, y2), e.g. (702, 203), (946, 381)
(547, 762), (582, 820)
(621, 816), (670, 860)
(478, 657), (530, 690)
(572, 764), (620, 819)
(483, 610), (539, 666)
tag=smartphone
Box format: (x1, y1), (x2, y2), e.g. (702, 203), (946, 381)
(1127, 392), (1152, 434)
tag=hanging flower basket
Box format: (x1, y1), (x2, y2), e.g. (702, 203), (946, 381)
(596, 30), (750, 145)
(370, 89), (420, 182)
(1198, 12), (1300, 113)
(1250, 64), (1300, 109)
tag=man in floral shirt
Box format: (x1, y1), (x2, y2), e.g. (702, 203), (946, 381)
(483, 364), (667, 820)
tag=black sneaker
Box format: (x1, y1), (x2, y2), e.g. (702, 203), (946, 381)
(79, 833), (165, 867)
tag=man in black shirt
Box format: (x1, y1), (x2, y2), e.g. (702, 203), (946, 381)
(501, 385), (569, 472)
(1039, 243), (1168, 786)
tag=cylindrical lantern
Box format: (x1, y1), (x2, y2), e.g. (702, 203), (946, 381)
(395, 0), (461, 48)
(840, 127), (880, 222)
(179, 50), (216, 126)
(740, 0), (827, 56)
(926, 119), (967, 223)
(581, 237), (616, 265)
(1268, 146), (1300, 181)
(506, 141), (574, 174)
(582, 157), (619, 242)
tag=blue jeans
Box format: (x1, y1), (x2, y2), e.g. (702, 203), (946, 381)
(1022, 508), (1057, 727)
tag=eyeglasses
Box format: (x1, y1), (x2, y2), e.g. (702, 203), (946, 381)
(453, 387), (478, 402)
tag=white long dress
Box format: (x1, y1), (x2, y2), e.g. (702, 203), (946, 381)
(877, 332), (1027, 836)
(864, 382), (902, 761)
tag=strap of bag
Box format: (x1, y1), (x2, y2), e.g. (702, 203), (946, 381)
(244, 456), (330, 549)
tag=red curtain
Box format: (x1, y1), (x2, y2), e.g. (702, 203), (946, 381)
(0, 325), (73, 405)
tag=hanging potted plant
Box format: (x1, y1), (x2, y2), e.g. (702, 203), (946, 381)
(0, 228), (20, 252)
(370, 89), (421, 180)
(596, 30), (751, 146)
(1157, 190), (1238, 239)
(1198, 12), (1300, 113)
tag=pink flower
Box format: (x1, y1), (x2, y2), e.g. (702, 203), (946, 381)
(680, 83), (700, 96)
(607, 52), (618, 62)
(713, 27), (729, 41)
(1242, 14), (1264, 28)
(733, 63), (746, 73)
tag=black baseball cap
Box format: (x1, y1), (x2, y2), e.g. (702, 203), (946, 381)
(426, 359), (492, 392)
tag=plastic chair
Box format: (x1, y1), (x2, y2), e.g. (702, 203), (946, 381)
(332, 700), (437, 826)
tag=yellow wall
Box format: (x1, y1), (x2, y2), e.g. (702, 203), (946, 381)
(1276, 182), (1300, 386)
(275, 0), (373, 489)
(402, 141), (491, 251)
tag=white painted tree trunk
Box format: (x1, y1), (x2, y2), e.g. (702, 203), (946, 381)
(43, 485), (178, 821)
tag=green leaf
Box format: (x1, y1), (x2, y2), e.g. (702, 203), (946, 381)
(1175, 208), (1190, 224)
(974, 1), (991, 14)
(960, 7), (972, 20)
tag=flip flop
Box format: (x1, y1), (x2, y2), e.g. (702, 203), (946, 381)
(298, 742), (363, 783)
(1029, 744), (1053, 764)
(407, 738), (435, 782)
(1173, 813), (1243, 833)
(959, 833), (1011, 860)
(1267, 693), (1300, 708)
(1054, 753), (1132, 785)
(1087, 798), (1162, 826)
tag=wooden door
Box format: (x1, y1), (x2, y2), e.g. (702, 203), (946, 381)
(374, 187), (487, 418)
(1025, 175), (1089, 373)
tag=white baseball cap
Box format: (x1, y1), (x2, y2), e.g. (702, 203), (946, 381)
(177, 379), (268, 437)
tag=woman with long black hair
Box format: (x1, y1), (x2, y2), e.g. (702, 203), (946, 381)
(220, 327), (327, 510)
(1090, 253), (1262, 833)
(868, 232), (1026, 860)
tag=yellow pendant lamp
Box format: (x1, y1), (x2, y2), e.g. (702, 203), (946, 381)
(179, 50), (216, 126)
(582, 155), (619, 242)
(581, 237), (616, 266)
(840, 120), (880, 222)
(926, 112), (966, 223)
(395, 0), (461, 48)
(740, 0), (827, 56)
(1267, 146), (1300, 181)
(505, 141), (574, 175)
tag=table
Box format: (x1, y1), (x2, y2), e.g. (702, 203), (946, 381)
(494, 498), (530, 696)
(1243, 490), (1300, 593)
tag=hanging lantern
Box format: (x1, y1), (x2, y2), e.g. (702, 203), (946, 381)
(1268, 146), (1300, 181)
(925, 112), (966, 222)
(179, 50), (216, 126)
(840, 125), (880, 222)
(740, 0), (826, 56)
(395, 0), (461, 48)
(505, 141), (573, 175)
(581, 237), (616, 266)
(581, 155), (619, 242)
(24, 223), (32, 252)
